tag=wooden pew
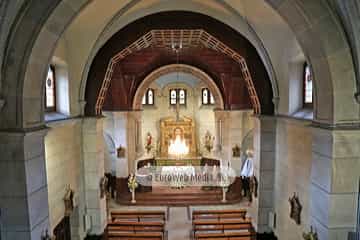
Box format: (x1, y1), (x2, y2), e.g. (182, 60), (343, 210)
(108, 231), (163, 240)
(193, 219), (253, 232)
(192, 209), (247, 220)
(194, 231), (256, 240)
(107, 221), (165, 233)
(111, 210), (166, 222)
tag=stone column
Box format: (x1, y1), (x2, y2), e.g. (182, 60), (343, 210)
(127, 111), (142, 173)
(310, 126), (360, 240)
(251, 116), (276, 233)
(82, 117), (106, 235)
(214, 110), (231, 164)
(0, 128), (50, 240)
(113, 112), (129, 178)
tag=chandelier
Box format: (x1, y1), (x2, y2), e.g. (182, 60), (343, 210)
(168, 135), (189, 158)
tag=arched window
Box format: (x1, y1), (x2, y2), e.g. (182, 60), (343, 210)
(170, 89), (177, 105)
(179, 89), (186, 105)
(142, 88), (155, 105)
(169, 88), (186, 105)
(202, 88), (215, 105)
(45, 65), (56, 112)
(303, 63), (313, 108)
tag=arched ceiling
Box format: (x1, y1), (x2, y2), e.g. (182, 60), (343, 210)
(1, 0), (358, 129)
(61, 0), (283, 115)
(85, 13), (273, 115)
(155, 73), (200, 89)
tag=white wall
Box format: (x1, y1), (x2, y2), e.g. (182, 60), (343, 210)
(273, 118), (312, 239)
(228, 110), (254, 174)
(52, 38), (71, 116)
(45, 119), (83, 234)
(140, 81), (217, 154)
(103, 111), (128, 177)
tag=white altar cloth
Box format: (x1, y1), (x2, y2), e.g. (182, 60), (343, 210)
(161, 166), (195, 176)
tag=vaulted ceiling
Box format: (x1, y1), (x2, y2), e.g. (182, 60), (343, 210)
(85, 11), (274, 115)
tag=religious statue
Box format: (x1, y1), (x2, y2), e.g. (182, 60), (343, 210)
(145, 132), (153, 153)
(289, 192), (302, 225)
(117, 145), (125, 158)
(204, 131), (215, 153)
(63, 185), (74, 216)
(303, 226), (318, 240)
(99, 176), (108, 199)
(232, 144), (241, 157)
(40, 229), (54, 240)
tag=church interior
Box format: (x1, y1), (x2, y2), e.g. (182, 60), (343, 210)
(0, 1), (360, 240)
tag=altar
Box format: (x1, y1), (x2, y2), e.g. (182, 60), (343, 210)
(154, 157), (201, 166)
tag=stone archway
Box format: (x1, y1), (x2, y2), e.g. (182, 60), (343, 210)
(132, 64), (225, 110)
(1, 0), (358, 130)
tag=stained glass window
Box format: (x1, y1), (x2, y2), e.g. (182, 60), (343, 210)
(45, 65), (56, 111)
(142, 88), (155, 105)
(304, 63), (313, 107)
(169, 89), (186, 105)
(179, 89), (186, 105)
(170, 89), (177, 105)
(202, 88), (215, 105)
(202, 88), (209, 104)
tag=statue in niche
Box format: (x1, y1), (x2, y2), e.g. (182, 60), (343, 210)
(117, 145), (125, 158)
(204, 131), (215, 153)
(63, 185), (74, 216)
(289, 192), (302, 225)
(232, 144), (241, 157)
(145, 132), (153, 153)
(303, 226), (318, 240)
(100, 176), (108, 199)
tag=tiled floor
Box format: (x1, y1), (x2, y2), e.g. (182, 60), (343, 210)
(167, 207), (191, 240)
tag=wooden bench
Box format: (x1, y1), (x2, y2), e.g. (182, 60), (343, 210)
(192, 209), (247, 220)
(108, 231), (163, 240)
(194, 231), (256, 240)
(107, 221), (165, 233)
(193, 219), (253, 232)
(111, 210), (166, 222)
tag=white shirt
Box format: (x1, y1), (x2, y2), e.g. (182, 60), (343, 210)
(240, 157), (253, 177)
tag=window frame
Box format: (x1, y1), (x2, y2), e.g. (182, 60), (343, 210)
(303, 62), (313, 109)
(142, 88), (155, 106)
(178, 88), (187, 106)
(169, 88), (187, 106)
(201, 88), (215, 105)
(45, 64), (57, 112)
(169, 89), (177, 106)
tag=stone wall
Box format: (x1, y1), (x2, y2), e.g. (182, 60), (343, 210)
(273, 118), (312, 239)
(45, 119), (84, 237)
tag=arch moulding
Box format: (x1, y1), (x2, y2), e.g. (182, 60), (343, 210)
(132, 64), (224, 111)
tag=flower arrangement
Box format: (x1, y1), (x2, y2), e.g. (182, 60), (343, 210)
(127, 174), (138, 193)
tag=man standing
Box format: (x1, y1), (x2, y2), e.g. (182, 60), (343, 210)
(240, 149), (254, 201)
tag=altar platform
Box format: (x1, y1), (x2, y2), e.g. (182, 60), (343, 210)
(116, 177), (242, 206)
